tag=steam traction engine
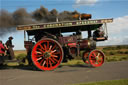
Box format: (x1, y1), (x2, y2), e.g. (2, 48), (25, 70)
(17, 17), (113, 71)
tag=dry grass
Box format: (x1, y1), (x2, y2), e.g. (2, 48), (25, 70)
(14, 50), (26, 56)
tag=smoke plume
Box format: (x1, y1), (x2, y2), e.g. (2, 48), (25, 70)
(0, 6), (81, 36)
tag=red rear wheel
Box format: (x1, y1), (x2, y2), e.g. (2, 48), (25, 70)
(31, 38), (63, 71)
(88, 50), (105, 67)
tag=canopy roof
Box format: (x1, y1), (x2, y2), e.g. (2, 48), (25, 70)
(16, 18), (113, 35)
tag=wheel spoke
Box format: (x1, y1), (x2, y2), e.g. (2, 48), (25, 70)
(92, 52), (97, 57)
(98, 57), (103, 60)
(95, 62), (98, 64)
(98, 58), (103, 62)
(35, 51), (42, 54)
(47, 41), (49, 50)
(51, 54), (58, 58)
(48, 45), (52, 52)
(52, 57), (58, 62)
(98, 60), (101, 64)
(36, 57), (42, 61)
(39, 44), (45, 50)
(42, 60), (46, 66)
(91, 56), (95, 60)
(40, 59), (44, 65)
(51, 44), (56, 50)
(51, 50), (56, 54)
(44, 44), (47, 51)
(46, 59), (49, 67)
(35, 54), (43, 58)
(52, 52), (61, 55)
(97, 53), (100, 57)
(49, 59), (52, 68)
(49, 57), (55, 63)
(90, 60), (95, 63)
(37, 48), (45, 53)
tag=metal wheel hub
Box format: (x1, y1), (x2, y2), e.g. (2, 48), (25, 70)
(95, 56), (99, 61)
(43, 51), (51, 59)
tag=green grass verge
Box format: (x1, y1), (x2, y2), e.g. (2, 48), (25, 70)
(106, 55), (128, 62)
(71, 79), (128, 85)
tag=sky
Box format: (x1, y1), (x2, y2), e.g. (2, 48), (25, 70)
(0, 0), (128, 50)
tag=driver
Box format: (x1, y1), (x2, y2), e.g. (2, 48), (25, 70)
(93, 27), (104, 38)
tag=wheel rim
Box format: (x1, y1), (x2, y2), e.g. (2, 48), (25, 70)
(88, 50), (104, 67)
(32, 38), (63, 71)
(82, 52), (89, 64)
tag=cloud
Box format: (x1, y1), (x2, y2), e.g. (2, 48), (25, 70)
(74, 0), (99, 7)
(97, 37), (124, 46)
(108, 15), (128, 34)
(98, 36), (128, 46)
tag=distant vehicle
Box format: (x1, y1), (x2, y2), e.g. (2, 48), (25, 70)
(16, 14), (113, 71)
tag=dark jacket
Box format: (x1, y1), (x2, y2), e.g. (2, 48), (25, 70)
(5, 40), (13, 47)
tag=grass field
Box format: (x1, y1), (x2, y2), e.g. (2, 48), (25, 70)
(97, 45), (128, 62)
(71, 79), (128, 85)
(14, 50), (27, 56)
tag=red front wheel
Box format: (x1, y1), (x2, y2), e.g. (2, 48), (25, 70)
(88, 50), (105, 67)
(31, 38), (63, 71)
(82, 52), (89, 64)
